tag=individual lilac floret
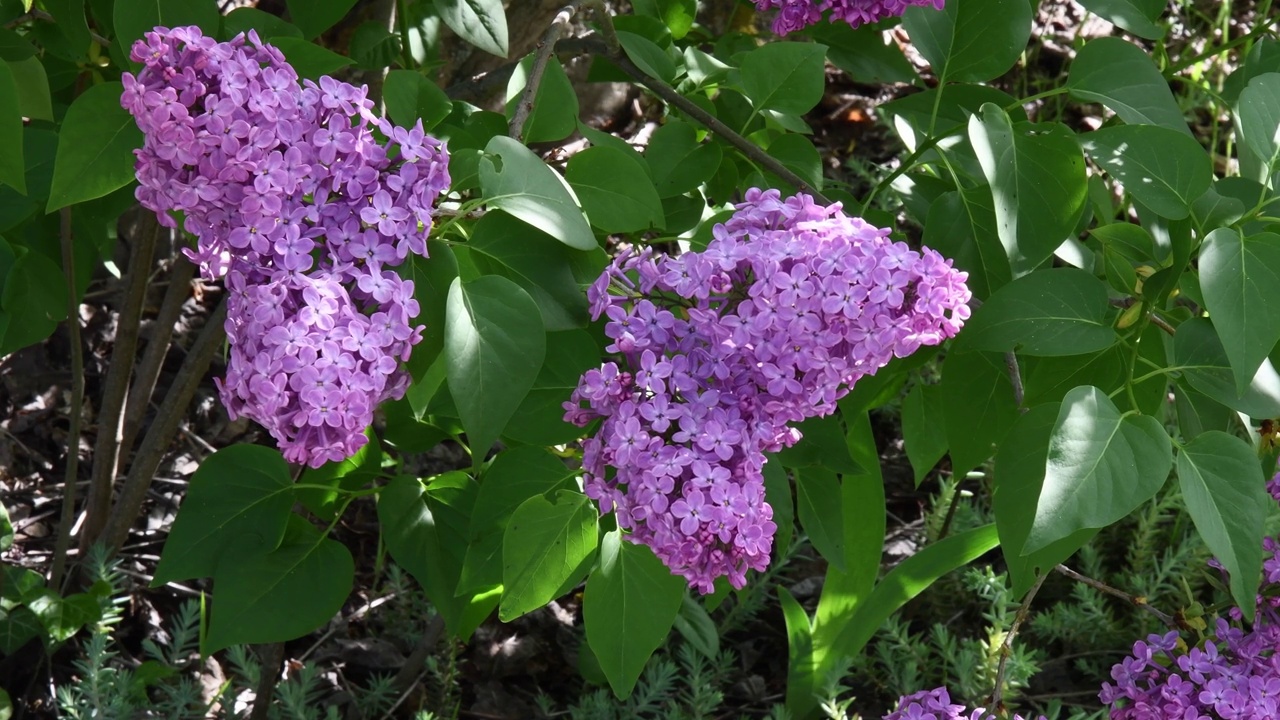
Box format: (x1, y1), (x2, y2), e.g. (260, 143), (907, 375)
(755, 0), (944, 34)
(122, 26), (449, 467)
(565, 188), (971, 592)
(885, 688), (1045, 720)
(1100, 474), (1280, 720)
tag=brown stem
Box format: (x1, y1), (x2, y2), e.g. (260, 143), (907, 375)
(987, 571), (1047, 717)
(120, 256), (196, 460)
(248, 643), (286, 720)
(100, 297), (227, 556)
(1054, 563), (1177, 628)
(508, 3), (578, 142)
(50, 207), (82, 590)
(82, 217), (158, 550)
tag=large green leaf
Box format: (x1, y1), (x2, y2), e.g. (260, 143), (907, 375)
(285, 0), (358, 39)
(296, 430), (381, 520)
(505, 55), (579, 143)
(0, 607), (40, 655)
(267, 37), (352, 79)
(444, 276), (545, 458)
(1176, 431), (1267, 618)
(902, 383), (947, 485)
(113, 0), (219, 48)
(1199, 229), (1280, 395)
(583, 531), (685, 698)
(566, 146), (665, 233)
(739, 42), (828, 115)
(458, 447), (577, 595)
(940, 351), (1019, 476)
(502, 329), (601, 446)
(434, 0), (508, 57)
(968, 105), (1088, 276)
(205, 515), (353, 653)
(499, 490), (598, 621)
(46, 82), (142, 211)
(480, 136), (596, 251)
(1080, 125), (1212, 220)
(153, 445), (294, 585)
(1175, 317), (1280, 418)
(1076, 0), (1165, 38)
(644, 120), (722, 198)
(994, 404), (1098, 596)
(808, 21), (917, 84)
(901, 0), (1032, 82)
(0, 248), (67, 356)
(779, 587), (817, 716)
(1236, 73), (1280, 169)
(959, 267), (1116, 356)
(6, 57), (52, 122)
(1068, 37), (1189, 134)
(402, 241), (459, 381)
(463, 211), (589, 331)
(1024, 386), (1172, 554)
(0, 62), (22, 195)
(794, 467), (845, 573)
(922, 188), (1011, 298)
(384, 70), (453, 132)
(27, 590), (100, 642)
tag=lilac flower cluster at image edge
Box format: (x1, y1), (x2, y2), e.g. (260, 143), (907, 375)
(884, 687), (1045, 720)
(122, 26), (449, 467)
(565, 188), (971, 592)
(1099, 474), (1280, 720)
(754, 0), (944, 35)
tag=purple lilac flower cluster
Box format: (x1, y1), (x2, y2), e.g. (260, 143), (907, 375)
(565, 188), (971, 591)
(884, 688), (1044, 720)
(754, 0), (944, 34)
(121, 26), (449, 467)
(1099, 474), (1280, 720)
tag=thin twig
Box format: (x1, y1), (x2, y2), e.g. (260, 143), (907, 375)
(987, 571), (1048, 717)
(1004, 351), (1025, 408)
(50, 207), (82, 590)
(509, 3), (580, 141)
(121, 255), (196, 459)
(100, 298), (227, 556)
(83, 217), (159, 550)
(248, 643), (286, 720)
(1055, 563), (1177, 628)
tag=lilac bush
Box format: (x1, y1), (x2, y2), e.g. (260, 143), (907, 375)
(1099, 476), (1280, 720)
(754, 0), (945, 34)
(884, 688), (1045, 720)
(121, 26), (449, 467)
(566, 188), (971, 591)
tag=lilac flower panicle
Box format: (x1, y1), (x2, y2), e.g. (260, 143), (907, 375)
(754, 0), (944, 34)
(884, 688), (1046, 720)
(566, 188), (971, 592)
(1100, 472), (1280, 720)
(123, 26), (449, 467)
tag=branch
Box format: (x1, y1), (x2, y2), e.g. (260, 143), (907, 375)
(50, 207), (82, 590)
(987, 572), (1047, 718)
(1054, 563), (1178, 628)
(509, 3), (577, 141)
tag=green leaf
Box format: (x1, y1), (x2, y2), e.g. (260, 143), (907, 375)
(994, 404), (1098, 596)
(808, 21), (916, 84)
(463, 211), (589, 330)
(153, 445), (294, 585)
(205, 515), (353, 653)
(1068, 37), (1189, 134)
(402, 241), (458, 380)
(0, 502), (10, 552)
(968, 105), (1088, 276)
(7, 57), (53, 122)
(766, 133), (823, 191)
(0, 62), (22, 195)
(739, 42), (828, 115)
(500, 490), (598, 621)
(1237, 73), (1280, 172)
(0, 607), (40, 654)
(0, 27), (34, 61)
(1076, 0), (1165, 39)
(348, 21), (401, 71)
(480, 135), (596, 251)
(46, 82), (142, 211)
(902, 383), (947, 485)
(27, 590), (99, 642)
(458, 447), (577, 595)
(1175, 317), (1280, 418)
(922, 188), (1012, 298)
(1199, 229), (1280, 395)
(113, 0), (219, 48)
(285, 0), (358, 39)
(794, 467), (845, 572)
(1, 565), (44, 606)
(1176, 431), (1267, 619)
(267, 37), (352, 79)
(503, 329), (601, 446)
(0, 247), (66, 356)
(1080, 125), (1213, 220)
(959, 267), (1116, 356)
(940, 351), (1019, 476)
(1025, 385), (1172, 554)
(775, 414), (864, 476)
(566, 146), (665, 233)
(444, 275), (546, 457)
(384, 70), (452, 132)
(222, 8), (304, 40)
(618, 30), (677, 84)
(645, 120), (722, 198)
(762, 458), (794, 558)
(672, 593), (719, 660)
(296, 430), (381, 521)
(434, 0), (507, 57)
(584, 531), (685, 697)
(901, 0), (1032, 83)
(505, 55), (579, 143)
(779, 587), (817, 716)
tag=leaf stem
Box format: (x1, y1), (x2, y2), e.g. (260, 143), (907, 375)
(50, 207), (82, 590)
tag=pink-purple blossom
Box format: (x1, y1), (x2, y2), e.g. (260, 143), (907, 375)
(884, 688), (1044, 720)
(755, 0), (945, 34)
(565, 188), (971, 591)
(122, 26), (449, 467)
